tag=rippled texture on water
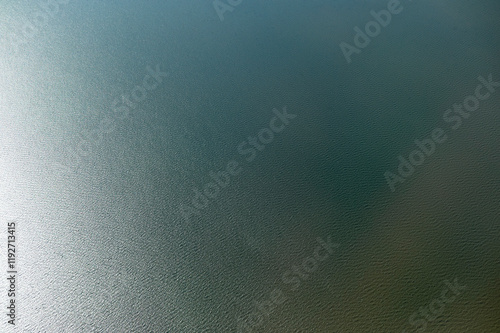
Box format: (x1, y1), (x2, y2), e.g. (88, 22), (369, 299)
(0, 0), (499, 332)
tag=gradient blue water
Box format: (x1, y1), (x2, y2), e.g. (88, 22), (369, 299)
(0, 0), (499, 331)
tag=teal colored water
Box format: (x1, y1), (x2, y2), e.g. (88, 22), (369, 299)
(0, 0), (498, 331)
